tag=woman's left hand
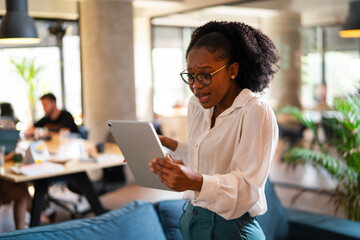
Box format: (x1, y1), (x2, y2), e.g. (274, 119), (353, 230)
(149, 154), (203, 192)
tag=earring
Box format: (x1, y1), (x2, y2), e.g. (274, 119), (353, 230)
(231, 76), (235, 79)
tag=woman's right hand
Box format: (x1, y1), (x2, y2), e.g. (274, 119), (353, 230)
(150, 154), (202, 192)
(158, 135), (178, 152)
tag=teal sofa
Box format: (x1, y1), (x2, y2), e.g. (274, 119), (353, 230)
(0, 180), (359, 240)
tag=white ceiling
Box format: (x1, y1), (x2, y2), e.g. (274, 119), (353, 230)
(151, 0), (352, 27)
(0, 0), (353, 27)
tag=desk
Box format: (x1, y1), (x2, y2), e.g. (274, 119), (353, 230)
(0, 135), (125, 227)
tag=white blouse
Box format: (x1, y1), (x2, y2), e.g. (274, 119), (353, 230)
(173, 88), (279, 220)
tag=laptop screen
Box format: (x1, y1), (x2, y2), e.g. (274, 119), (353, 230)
(0, 129), (20, 154)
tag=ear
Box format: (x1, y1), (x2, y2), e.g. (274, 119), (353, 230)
(229, 62), (239, 79)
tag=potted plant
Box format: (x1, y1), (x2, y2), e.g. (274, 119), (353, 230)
(10, 58), (43, 123)
(277, 93), (360, 221)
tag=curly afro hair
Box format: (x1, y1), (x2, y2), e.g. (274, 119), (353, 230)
(186, 21), (280, 93)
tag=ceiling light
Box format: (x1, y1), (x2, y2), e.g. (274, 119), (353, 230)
(339, 0), (360, 38)
(0, 0), (40, 44)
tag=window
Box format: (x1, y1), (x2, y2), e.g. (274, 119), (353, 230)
(152, 26), (193, 116)
(152, 23), (360, 113)
(63, 35), (82, 125)
(0, 47), (62, 127)
(301, 25), (360, 108)
(0, 19), (82, 128)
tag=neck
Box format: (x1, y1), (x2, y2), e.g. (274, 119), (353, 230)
(215, 86), (242, 116)
(211, 86), (242, 128)
(50, 108), (61, 120)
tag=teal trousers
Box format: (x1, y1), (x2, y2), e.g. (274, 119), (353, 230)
(179, 202), (265, 240)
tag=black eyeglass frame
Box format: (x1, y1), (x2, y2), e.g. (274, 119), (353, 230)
(179, 64), (227, 86)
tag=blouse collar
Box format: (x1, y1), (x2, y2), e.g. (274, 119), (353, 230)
(204, 88), (255, 125)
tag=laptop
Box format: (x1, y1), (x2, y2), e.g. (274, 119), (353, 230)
(0, 129), (20, 154)
(108, 120), (173, 191)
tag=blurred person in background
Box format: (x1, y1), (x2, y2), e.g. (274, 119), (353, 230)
(0, 171), (32, 229)
(0, 103), (19, 129)
(25, 93), (78, 137)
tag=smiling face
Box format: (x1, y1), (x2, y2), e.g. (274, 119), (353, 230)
(187, 47), (240, 112)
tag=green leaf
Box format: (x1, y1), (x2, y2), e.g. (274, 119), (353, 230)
(277, 106), (317, 131)
(280, 93), (360, 221)
(9, 57), (43, 110)
(283, 148), (355, 181)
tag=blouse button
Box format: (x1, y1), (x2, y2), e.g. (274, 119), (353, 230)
(196, 144), (199, 148)
(193, 209), (198, 215)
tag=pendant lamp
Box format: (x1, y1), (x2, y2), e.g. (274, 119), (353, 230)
(339, 0), (360, 38)
(0, 0), (40, 44)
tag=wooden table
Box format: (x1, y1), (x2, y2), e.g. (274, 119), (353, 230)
(0, 135), (125, 227)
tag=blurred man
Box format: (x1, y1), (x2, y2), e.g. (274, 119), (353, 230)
(25, 93), (78, 136)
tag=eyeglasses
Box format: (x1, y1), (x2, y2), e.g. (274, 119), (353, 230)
(180, 64), (227, 86)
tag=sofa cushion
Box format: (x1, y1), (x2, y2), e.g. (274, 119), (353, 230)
(154, 199), (186, 240)
(257, 179), (290, 240)
(0, 201), (167, 240)
(286, 208), (360, 240)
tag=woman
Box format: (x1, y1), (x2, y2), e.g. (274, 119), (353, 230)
(150, 21), (280, 239)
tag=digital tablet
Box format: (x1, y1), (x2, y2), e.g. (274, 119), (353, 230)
(108, 120), (173, 191)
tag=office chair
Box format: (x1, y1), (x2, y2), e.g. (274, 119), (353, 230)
(44, 126), (90, 220)
(278, 122), (306, 148)
(46, 127), (127, 219)
(59, 165), (127, 218)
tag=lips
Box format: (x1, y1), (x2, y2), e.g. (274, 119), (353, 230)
(195, 92), (211, 103)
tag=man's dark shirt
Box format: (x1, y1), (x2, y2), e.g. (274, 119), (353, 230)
(34, 110), (78, 133)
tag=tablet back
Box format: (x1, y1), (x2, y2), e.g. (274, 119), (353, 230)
(108, 120), (173, 191)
